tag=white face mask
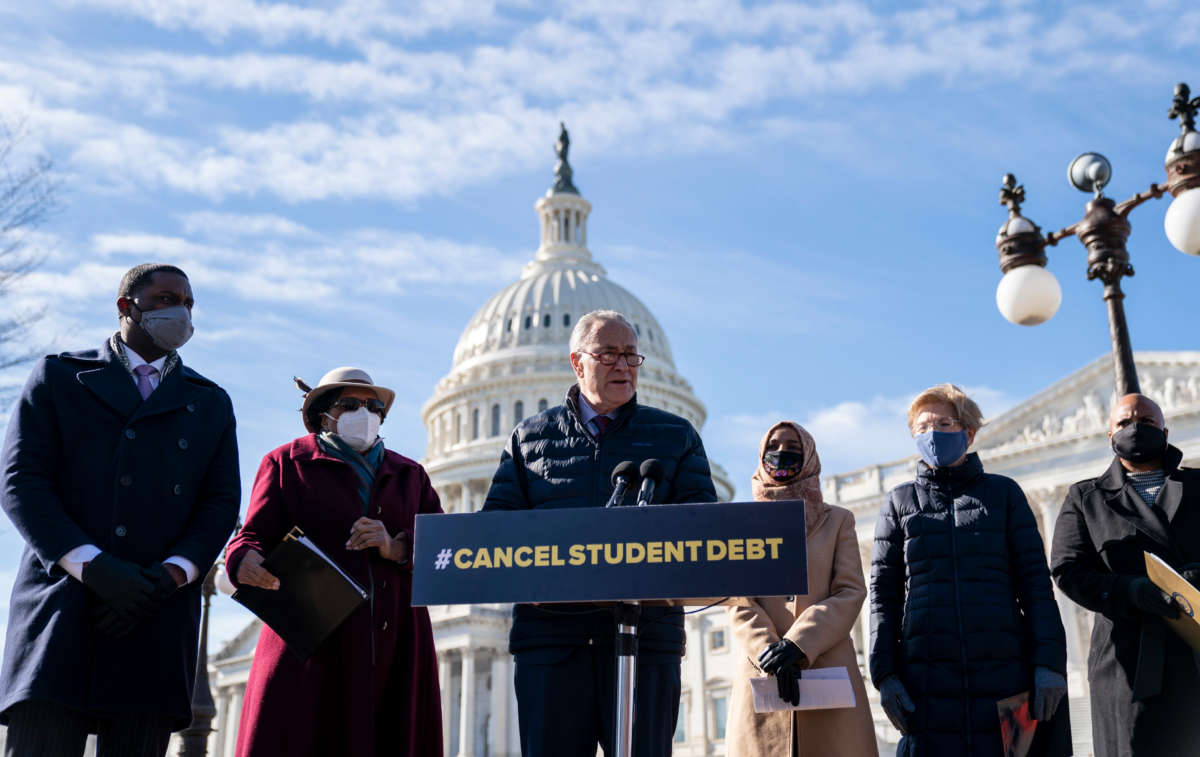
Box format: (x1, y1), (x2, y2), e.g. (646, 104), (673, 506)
(326, 407), (381, 452)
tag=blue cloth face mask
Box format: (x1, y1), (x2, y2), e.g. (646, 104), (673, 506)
(915, 429), (969, 468)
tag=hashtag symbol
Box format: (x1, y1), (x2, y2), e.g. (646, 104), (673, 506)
(434, 548), (452, 569)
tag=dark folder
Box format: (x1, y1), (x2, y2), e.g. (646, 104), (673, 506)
(233, 526), (368, 660)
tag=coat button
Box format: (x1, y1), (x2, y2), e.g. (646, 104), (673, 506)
(178, 438), (189, 450)
(173, 484), (182, 495)
(124, 429), (136, 440)
(119, 474), (132, 486)
(186, 404), (196, 413)
(115, 525), (127, 537)
(381, 579), (387, 589)
(381, 621), (388, 631)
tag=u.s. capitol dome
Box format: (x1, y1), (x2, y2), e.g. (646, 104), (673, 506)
(421, 132), (733, 503)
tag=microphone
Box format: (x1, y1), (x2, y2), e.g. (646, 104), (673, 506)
(635, 459), (665, 507)
(606, 461), (642, 508)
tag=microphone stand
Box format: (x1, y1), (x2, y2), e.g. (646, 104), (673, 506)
(613, 468), (662, 757)
(613, 600), (641, 757)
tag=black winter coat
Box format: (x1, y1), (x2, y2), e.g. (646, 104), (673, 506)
(482, 385), (717, 654)
(1050, 446), (1200, 757)
(0, 339), (240, 728)
(870, 454), (1067, 756)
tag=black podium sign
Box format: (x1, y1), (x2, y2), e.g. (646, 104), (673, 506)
(411, 500), (808, 606)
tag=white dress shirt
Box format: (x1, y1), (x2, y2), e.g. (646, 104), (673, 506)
(56, 341), (197, 584)
(123, 342), (167, 392)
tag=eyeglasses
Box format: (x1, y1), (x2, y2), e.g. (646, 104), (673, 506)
(332, 397), (386, 414)
(913, 417), (963, 435)
(579, 350), (645, 367)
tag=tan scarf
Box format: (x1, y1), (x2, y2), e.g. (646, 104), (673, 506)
(750, 421), (828, 533)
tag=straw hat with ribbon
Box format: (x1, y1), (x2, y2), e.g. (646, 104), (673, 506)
(295, 367), (396, 433)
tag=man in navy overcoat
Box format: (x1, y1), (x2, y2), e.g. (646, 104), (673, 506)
(0, 263), (240, 756)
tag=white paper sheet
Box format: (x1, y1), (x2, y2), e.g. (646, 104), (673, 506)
(750, 666), (856, 713)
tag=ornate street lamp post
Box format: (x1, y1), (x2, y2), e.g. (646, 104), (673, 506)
(179, 563), (219, 757)
(994, 83), (1200, 395)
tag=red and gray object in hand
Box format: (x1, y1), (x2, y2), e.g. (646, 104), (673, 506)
(758, 639), (807, 706)
(879, 675), (915, 733)
(1127, 576), (1180, 619)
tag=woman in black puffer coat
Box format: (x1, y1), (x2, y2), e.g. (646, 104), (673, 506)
(869, 384), (1070, 756)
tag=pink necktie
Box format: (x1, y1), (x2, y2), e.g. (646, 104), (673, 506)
(134, 364), (158, 400)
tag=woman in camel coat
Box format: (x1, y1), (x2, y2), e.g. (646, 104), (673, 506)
(726, 421), (877, 757)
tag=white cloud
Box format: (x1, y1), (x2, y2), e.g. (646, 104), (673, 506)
(177, 211), (316, 240)
(1, 2), (1187, 204)
(58, 0), (506, 47)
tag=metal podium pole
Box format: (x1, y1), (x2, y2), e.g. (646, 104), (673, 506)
(613, 600), (641, 757)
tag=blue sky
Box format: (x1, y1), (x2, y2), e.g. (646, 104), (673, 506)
(0, 0), (1198, 650)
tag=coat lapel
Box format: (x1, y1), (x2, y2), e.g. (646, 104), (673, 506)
(1159, 446), (1187, 525)
(75, 341), (141, 420)
(131, 363), (196, 422)
(1098, 456), (1176, 555)
(1160, 477), (1185, 524)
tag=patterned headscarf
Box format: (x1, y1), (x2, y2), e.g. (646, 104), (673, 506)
(750, 421), (827, 532)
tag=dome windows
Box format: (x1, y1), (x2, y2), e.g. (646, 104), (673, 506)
(538, 398), (548, 412)
(563, 314), (571, 327)
(543, 314), (551, 328)
(524, 316), (532, 330)
(491, 404), (501, 437)
(514, 401), (524, 424)
(472, 408), (480, 440)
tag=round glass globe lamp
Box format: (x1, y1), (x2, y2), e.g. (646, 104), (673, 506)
(996, 265), (1062, 326)
(1164, 187), (1200, 255)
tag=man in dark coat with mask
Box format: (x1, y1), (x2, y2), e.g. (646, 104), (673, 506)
(1051, 393), (1200, 757)
(0, 263), (240, 756)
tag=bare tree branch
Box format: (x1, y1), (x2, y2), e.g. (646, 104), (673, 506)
(0, 117), (61, 400)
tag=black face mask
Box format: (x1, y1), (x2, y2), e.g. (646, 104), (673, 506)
(762, 449), (804, 481)
(1111, 423), (1168, 464)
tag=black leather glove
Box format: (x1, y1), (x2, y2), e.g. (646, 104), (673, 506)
(1180, 563), (1200, 587)
(141, 563), (180, 603)
(92, 602), (137, 638)
(1127, 577), (1180, 619)
(757, 639), (805, 674)
(81, 552), (156, 622)
(759, 640), (806, 706)
(777, 667), (801, 706)
(879, 675), (915, 733)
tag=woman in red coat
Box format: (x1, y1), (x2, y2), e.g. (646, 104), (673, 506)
(225, 367), (443, 757)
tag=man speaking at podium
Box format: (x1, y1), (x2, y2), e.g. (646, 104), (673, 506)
(483, 309), (717, 757)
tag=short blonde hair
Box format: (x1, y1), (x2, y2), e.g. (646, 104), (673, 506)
(907, 383), (985, 432)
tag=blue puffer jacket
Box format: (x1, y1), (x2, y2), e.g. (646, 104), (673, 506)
(482, 385), (718, 654)
(869, 453), (1066, 756)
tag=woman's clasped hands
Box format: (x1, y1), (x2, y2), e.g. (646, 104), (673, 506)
(347, 517), (411, 565)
